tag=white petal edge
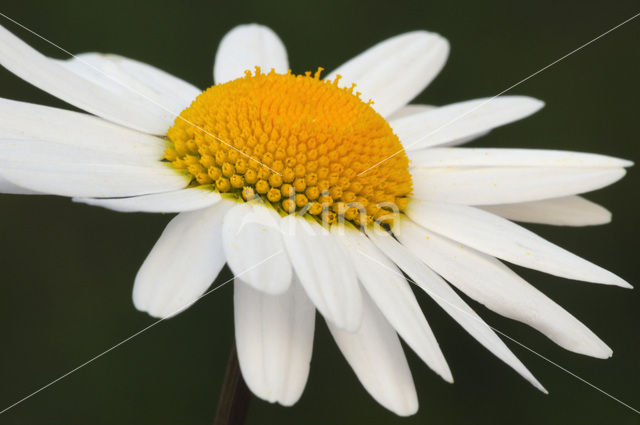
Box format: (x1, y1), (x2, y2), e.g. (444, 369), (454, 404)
(410, 166), (626, 205)
(387, 104), (436, 121)
(234, 275), (315, 406)
(406, 200), (630, 288)
(390, 96), (544, 151)
(214, 24), (288, 85)
(280, 215), (362, 331)
(480, 196), (612, 227)
(326, 31), (449, 118)
(409, 148), (633, 168)
(0, 138), (189, 197)
(223, 202), (292, 294)
(0, 173), (39, 194)
(394, 219), (613, 358)
(328, 291), (418, 416)
(56, 52), (200, 115)
(366, 224), (546, 393)
(0, 24), (176, 134)
(0, 98), (166, 158)
(73, 186), (221, 213)
(332, 225), (452, 383)
(133, 201), (233, 318)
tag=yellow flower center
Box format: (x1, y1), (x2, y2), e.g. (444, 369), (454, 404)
(165, 68), (412, 226)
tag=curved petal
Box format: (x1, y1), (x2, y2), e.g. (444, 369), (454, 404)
(280, 215), (361, 331)
(410, 166), (626, 205)
(133, 201), (233, 318)
(326, 31), (449, 118)
(328, 291), (418, 416)
(74, 186), (221, 213)
(214, 24), (288, 85)
(0, 98), (165, 157)
(394, 219), (613, 358)
(367, 225), (546, 392)
(406, 200), (630, 288)
(409, 148), (632, 168)
(0, 139), (188, 198)
(234, 275), (315, 406)
(223, 202), (292, 294)
(0, 25), (178, 134)
(57, 52), (200, 116)
(391, 97), (544, 150)
(479, 196), (612, 227)
(332, 225), (452, 382)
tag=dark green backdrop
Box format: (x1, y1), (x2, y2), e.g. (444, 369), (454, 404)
(0, 1), (638, 424)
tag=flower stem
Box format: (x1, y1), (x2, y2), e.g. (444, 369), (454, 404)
(213, 341), (251, 425)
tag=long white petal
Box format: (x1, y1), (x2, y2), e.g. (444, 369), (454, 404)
(0, 173), (38, 194)
(0, 25), (176, 134)
(73, 186), (220, 213)
(332, 225), (452, 382)
(0, 139), (188, 197)
(223, 203), (292, 294)
(394, 219), (613, 358)
(410, 166), (626, 205)
(326, 31), (449, 118)
(280, 215), (361, 331)
(391, 97), (544, 150)
(133, 201), (233, 318)
(234, 276), (315, 406)
(367, 225), (546, 392)
(406, 200), (630, 288)
(480, 196), (612, 227)
(409, 148), (633, 168)
(57, 52), (200, 117)
(328, 292), (418, 416)
(214, 24), (288, 85)
(0, 98), (165, 157)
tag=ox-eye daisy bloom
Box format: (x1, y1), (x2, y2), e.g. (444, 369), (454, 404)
(0, 23), (632, 416)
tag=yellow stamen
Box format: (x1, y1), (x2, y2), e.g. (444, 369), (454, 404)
(165, 67), (412, 226)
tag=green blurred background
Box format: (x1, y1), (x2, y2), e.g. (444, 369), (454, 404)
(0, 0), (638, 424)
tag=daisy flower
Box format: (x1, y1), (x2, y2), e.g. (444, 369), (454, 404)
(0, 23), (632, 415)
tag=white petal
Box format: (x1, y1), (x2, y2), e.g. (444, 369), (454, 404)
(73, 186), (221, 213)
(410, 166), (626, 205)
(394, 219), (613, 358)
(326, 31), (449, 117)
(0, 173), (39, 194)
(133, 201), (232, 318)
(57, 52), (200, 117)
(0, 98), (165, 157)
(480, 196), (612, 227)
(390, 97), (544, 150)
(387, 104), (436, 121)
(367, 225), (546, 392)
(0, 25), (178, 134)
(234, 276), (315, 406)
(409, 148), (633, 168)
(214, 24), (288, 85)
(328, 291), (418, 416)
(406, 200), (630, 288)
(280, 215), (361, 331)
(223, 203), (292, 294)
(0, 139), (188, 197)
(332, 225), (452, 382)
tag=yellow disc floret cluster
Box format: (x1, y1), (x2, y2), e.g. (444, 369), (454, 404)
(165, 67), (412, 227)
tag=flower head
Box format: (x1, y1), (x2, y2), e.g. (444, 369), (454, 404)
(0, 22), (632, 416)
